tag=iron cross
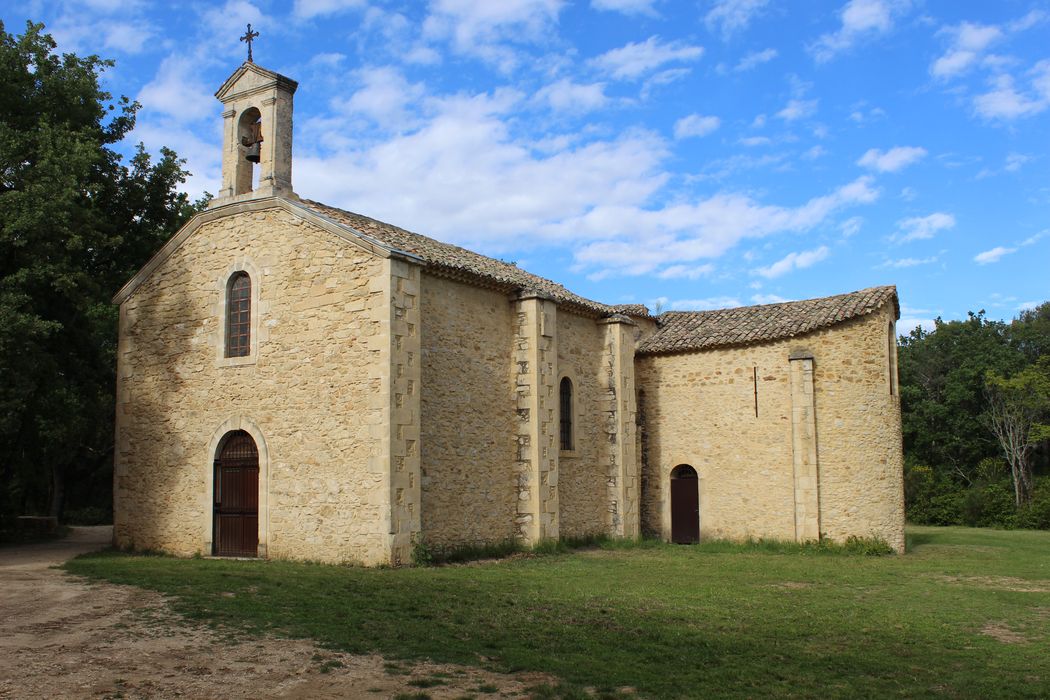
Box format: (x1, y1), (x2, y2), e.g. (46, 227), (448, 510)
(240, 23), (259, 63)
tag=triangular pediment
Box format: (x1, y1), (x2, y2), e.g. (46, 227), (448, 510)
(215, 62), (298, 102)
(112, 197), (418, 305)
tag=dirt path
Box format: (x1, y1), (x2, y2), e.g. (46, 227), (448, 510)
(0, 528), (552, 699)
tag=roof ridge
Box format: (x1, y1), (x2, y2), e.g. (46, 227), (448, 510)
(640, 285), (898, 355)
(657, 285), (896, 318)
(299, 199), (613, 315)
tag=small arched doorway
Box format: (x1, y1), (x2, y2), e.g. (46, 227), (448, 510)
(670, 464), (700, 544)
(213, 430), (259, 557)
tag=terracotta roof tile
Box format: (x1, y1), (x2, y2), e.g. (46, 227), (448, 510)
(301, 200), (612, 314)
(638, 286), (899, 355)
(300, 200), (897, 349)
(609, 304), (655, 319)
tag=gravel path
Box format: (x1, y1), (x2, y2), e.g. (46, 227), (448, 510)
(0, 527), (551, 699)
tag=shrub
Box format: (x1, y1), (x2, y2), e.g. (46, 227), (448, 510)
(960, 481), (1015, 528)
(1014, 478), (1050, 529)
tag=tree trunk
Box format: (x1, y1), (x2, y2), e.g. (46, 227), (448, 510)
(49, 462), (65, 520)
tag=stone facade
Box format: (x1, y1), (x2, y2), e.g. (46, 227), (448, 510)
(635, 305), (905, 552)
(111, 60), (905, 564)
(418, 275), (518, 548)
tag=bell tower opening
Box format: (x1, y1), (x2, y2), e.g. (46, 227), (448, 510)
(236, 108), (263, 195)
(212, 57), (298, 207)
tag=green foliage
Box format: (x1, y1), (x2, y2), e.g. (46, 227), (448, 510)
(1015, 479), (1050, 529)
(897, 312), (1023, 482)
(67, 527), (1050, 699)
(899, 305), (1050, 526)
(0, 21), (202, 521)
(686, 535), (893, 556)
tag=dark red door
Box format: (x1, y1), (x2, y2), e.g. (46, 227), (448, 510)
(214, 431), (259, 557)
(670, 465), (699, 544)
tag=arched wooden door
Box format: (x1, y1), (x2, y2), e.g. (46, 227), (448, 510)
(213, 430), (259, 557)
(670, 464), (699, 544)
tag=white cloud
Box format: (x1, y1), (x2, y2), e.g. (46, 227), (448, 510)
(849, 105), (886, 123)
(893, 212), (955, 243)
(930, 22), (1003, 79)
(297, 88), (673, 255)
(840, 216), (863, 237)
(535, 79), (609, 113)
(591, 35), (704, 81)
(293, 0), (366, 20)
(657, 264), (715, 279)
(591, 0), (659, 16)
(670, 296), (742, 310)
(735, 48), (777, 72)
(932, 11), (1047, 80)
(878, 256), (938, 268)
(423, 0), (565, 71)
(776, 99), (818, 121)
(337, 67), (426, 130)
(137, 55), (215, 123)
(898, 317), (936, 333)
(1008, 10), (1048, 32)
(1018, 300), (1041, 311)
(856, 145), (927, 172)
(570, 176), (877, 277)
(753, 246), (830, 278)
(751, 293), (790, 304)
(1004, 153), (1031, 172)
(49, 6), (155, 55)
(674, 114), (720, 139)
(803, 145), (827, 160)
(1021, 230), (1047, 246)
(738, 136), (771, 147)
(705, 0), (770, 39)
(974, 246), (1017, 264)
(809, 0), (908, 63)
(973, 61), (1050, 120)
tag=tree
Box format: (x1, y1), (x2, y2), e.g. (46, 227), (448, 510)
(0, 21), (203, 521)
(985, 357), (1050, 507)
(897, 312), (1023, 484)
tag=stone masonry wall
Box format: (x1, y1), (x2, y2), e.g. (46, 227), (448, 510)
(636, 305), (904, 552)
(556, 311), (607, 539)
(513, 295), (560, 543)
(114, 207), (392, 564)
(378, 258), (422, 565)
(418, 274), (519, 548)
(601, 318), (640, 538)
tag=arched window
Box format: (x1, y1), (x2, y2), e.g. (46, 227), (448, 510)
(225, 272), (251, 358)
(559, 377), (574, 451)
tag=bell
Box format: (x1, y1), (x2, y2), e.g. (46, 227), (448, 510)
(245, 142), (261, 163)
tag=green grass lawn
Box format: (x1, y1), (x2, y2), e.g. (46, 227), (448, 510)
(65, 527), (1050, 699)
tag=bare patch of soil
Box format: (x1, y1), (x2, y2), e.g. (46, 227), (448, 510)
(937, 575), (1050, 593)
(980, 622), (1030, 645)
(769, 581), (813, 590)
(0, 527), (554, 699)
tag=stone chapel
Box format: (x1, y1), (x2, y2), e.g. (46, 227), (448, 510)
(112, 61), (906, 565)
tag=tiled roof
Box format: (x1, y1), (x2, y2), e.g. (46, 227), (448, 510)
(638, 286), (899, 355)
(302, 200), (612, 314)
(300, 200), (897, 349)
(609, 304), (655, 319)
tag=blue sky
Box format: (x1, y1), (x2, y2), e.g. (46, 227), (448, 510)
(5, 1), (1049, 330)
